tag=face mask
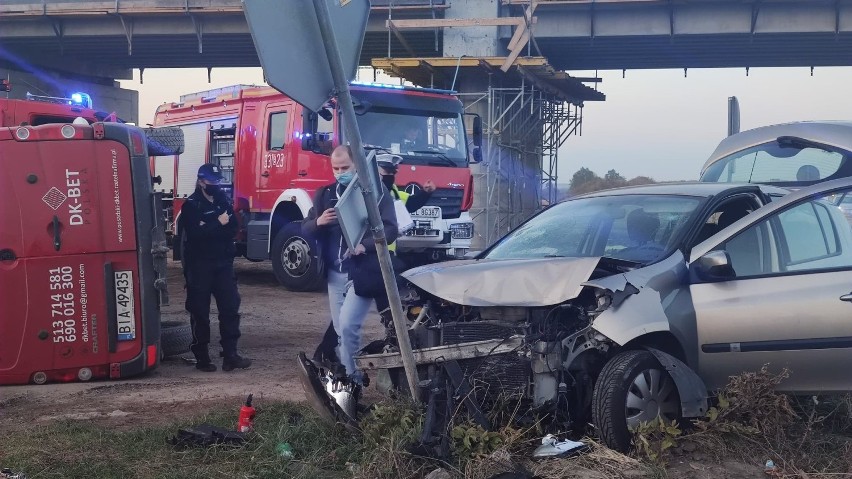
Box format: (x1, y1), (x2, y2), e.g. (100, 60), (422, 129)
(335, 171), (354, 186)
(381, 174), (395, 190)
(203, 184), (221, 196)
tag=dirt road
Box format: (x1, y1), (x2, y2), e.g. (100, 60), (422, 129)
(0, 259), (383, 430)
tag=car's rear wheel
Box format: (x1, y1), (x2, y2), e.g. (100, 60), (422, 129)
(592, 350), (680, 452)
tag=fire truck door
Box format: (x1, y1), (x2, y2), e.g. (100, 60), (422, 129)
(292, 105), (335, 194)
(258, 105), (293, 207)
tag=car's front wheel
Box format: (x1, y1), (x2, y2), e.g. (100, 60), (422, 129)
(592, 350), (680, 452)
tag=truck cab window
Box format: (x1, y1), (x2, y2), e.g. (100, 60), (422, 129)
(268, 111), (288, 150)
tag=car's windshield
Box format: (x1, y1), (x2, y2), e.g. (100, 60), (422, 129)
(700, 141), (846, 184)
(484, 194), (702, 264)
(355, 107), (468, 167)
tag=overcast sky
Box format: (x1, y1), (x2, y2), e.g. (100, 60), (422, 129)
(120, 65), (852, 183)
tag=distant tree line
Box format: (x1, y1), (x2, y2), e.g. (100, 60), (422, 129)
(561, 167), (657, 199)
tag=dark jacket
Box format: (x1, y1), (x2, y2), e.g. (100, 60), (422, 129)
(179, 188), (238, 265)
(303, 181), (399, 274)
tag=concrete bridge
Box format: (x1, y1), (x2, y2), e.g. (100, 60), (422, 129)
(3, 0), (851, 81)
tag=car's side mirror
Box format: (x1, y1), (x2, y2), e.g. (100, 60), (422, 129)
(471, 146), (483, 163)
(693, 250), (735, 281)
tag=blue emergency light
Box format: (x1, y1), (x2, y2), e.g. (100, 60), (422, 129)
(70, 92), (92, 109)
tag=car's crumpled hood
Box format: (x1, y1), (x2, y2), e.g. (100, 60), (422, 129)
(401, 257), (602, 307)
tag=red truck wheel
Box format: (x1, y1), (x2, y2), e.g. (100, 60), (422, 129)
(271, 222), (324, 292)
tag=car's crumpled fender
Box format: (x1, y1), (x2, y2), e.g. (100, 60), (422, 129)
(584, 253), (686, 346)
(644, 347), (708, 418)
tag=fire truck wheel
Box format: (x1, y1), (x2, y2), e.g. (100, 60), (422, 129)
(160, 320), (192, 358)
(271, 222), (324, 292)
(144, 126), (185, 156)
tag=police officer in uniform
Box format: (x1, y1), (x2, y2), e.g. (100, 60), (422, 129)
(180, 164), (252, 372)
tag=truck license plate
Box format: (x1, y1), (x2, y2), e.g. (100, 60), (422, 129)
(414, 206), (441, 218)
(114, 271), (136, 341)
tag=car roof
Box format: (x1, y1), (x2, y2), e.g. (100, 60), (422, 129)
(570, 181), (788, 200)
(701, 121), (852, 174)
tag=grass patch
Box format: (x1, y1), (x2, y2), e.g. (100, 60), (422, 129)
(633, 365), (852, 476)
(1, 402), (365, 479)
(5, 367), (852, 479)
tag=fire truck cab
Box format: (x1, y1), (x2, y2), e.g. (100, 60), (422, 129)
(152, 82), (479, 291)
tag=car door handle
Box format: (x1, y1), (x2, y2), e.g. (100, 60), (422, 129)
(261, 171), (270, 178)
(840, 294), (852, 302)
(0, 249), (15, 261)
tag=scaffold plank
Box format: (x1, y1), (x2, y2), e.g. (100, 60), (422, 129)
(386, 17), (530, 29)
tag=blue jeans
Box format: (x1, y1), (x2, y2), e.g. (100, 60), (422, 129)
(338, 283), (374, 381)
(327, 270), (348, 333)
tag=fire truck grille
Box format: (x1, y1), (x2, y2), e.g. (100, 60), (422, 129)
(424, 188), (464, 219)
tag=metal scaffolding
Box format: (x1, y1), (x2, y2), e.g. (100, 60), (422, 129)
(460, 78), (584, 248)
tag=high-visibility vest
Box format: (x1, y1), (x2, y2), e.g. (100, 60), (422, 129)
(389, 185), (409, 254)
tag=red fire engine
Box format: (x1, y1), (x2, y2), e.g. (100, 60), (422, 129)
(151, 82), (481, 291)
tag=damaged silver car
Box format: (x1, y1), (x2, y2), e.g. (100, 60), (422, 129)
(350, 177), (852, 453)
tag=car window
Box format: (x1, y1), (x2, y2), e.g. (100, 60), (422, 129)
(693, 196), (758, 245)
(712, 188), (852, 277)
(484, 194), (701, 264)
(701, 142), (845, 184)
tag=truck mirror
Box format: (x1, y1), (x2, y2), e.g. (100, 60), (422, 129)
(318, 108), (333, 122)
(471, 146), (483, 163)
(301, 111), (317, 151)
(472, 115), (483, 147)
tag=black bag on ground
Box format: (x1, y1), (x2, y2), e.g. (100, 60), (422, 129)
(349, 252), (406, 299)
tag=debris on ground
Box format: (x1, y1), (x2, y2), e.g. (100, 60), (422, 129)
(1, 468), (27, 479)
(276, 442), (294, 459)
(533, 434), (589, 458)
(168, 424), (247, 448)
(424, 468), (453, 479)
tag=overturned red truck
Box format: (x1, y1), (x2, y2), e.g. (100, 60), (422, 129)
(0, 91), (183, 385)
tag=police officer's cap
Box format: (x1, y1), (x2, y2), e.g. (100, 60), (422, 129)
(376, 153), (403, 174)
(198, 163), (224, 183)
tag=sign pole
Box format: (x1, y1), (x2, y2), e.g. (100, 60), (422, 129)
(312, 0), (421, 402)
